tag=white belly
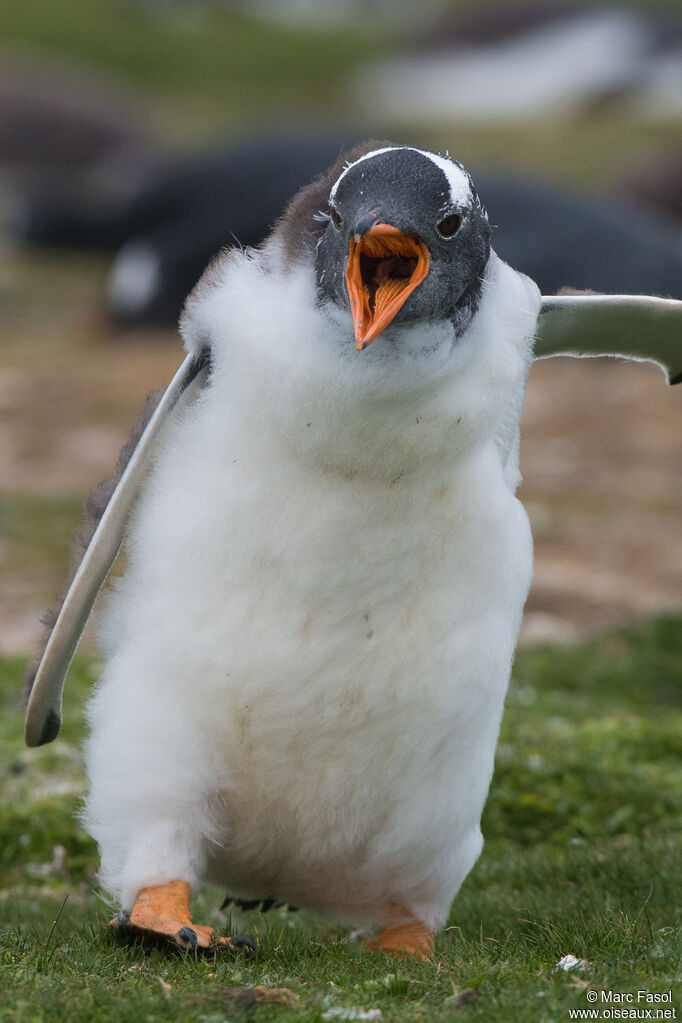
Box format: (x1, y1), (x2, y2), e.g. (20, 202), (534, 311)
(87, 420), (531, 928)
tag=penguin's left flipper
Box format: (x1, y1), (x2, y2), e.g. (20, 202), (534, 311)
(24, 347), (211, 749)
(535, 294), (682, 384)
(111, 881), (257, 955)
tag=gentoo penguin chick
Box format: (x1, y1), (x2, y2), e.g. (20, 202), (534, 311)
(83, 141), (540, 958)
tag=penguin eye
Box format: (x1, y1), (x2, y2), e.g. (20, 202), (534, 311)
(330, 208), (343, 230)
(436, 213), (462, 239)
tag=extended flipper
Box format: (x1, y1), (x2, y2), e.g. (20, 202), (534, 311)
(535, 294), (682, 384)
(24, 346), (210, 748)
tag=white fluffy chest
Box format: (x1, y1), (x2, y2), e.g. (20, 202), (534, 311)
(101, 428), (531, 919)
(116, 416), (532, 785)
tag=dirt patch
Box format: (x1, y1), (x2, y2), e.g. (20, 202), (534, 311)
(520, 356), (681, 642)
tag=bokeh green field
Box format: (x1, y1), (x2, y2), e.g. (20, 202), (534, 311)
(2, 0), (680, 178)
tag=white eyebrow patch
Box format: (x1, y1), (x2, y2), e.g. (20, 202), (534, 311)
(329, 145), (473, 207)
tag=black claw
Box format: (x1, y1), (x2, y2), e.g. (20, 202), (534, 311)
(176, 926), (198, 950)
(228, 933), (258, 953)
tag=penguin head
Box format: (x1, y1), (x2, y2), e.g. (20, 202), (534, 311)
(314, 145), (491, 350)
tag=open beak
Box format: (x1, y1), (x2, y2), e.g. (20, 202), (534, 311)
(345, 222), (430, 350)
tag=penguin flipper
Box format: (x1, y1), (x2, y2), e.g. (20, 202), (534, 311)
(534, 294), (682, 385)
(24, 346), (211, 748)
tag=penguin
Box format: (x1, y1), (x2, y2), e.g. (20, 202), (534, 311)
(77, 140), (537, 958)
(23, 141), (682, 958)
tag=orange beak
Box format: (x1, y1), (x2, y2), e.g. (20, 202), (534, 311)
(345, 223), (430, 350)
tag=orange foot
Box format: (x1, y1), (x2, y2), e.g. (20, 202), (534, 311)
(110, 880), (257, 954)
(366, 903), (434, 961)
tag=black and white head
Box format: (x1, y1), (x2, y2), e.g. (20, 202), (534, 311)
(279, 142), (491, 351)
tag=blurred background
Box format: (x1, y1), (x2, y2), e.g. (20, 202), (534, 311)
(1, 0), (681, 659)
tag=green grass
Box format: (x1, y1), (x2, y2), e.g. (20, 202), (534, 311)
(1, 618), (680, 1021)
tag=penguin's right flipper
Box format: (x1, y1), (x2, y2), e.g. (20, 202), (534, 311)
(24, 346), (211, 748)
(535, 294), (682, 384)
